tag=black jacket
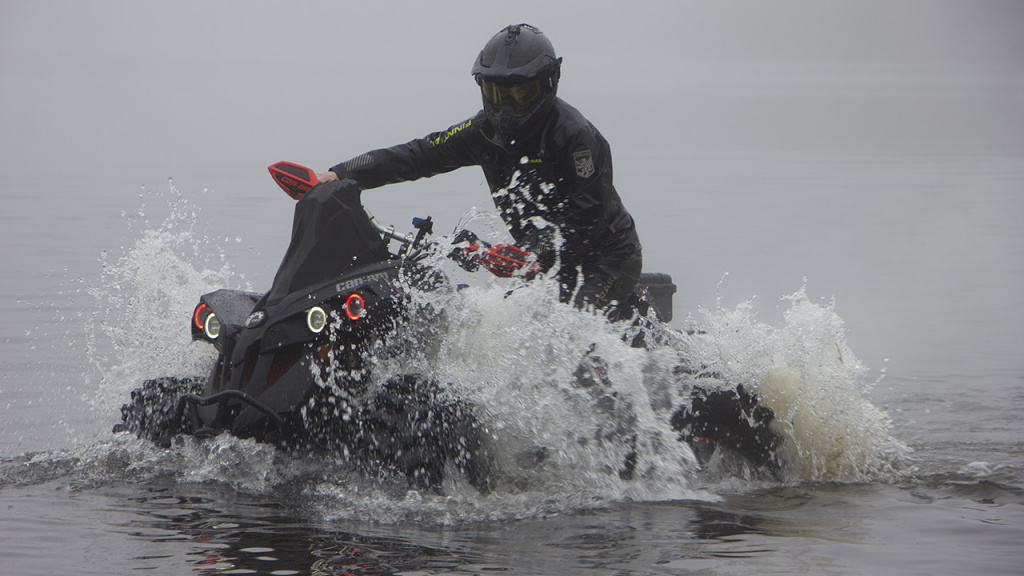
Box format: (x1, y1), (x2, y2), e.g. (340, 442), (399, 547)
(330, 99), (641, 275)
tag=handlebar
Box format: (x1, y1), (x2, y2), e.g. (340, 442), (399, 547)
(367, 211), (438, 263)
(369, 215), (419, 246)
(367, 211), (537, 278)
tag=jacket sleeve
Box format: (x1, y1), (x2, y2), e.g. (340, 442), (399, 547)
(329, 114), (484, 189)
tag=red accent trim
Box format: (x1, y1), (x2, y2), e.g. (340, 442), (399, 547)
(193, 303), (211, 329)
(268, 161), (318, 200)
(467, 243), (540, 278)
(345, 293), (365, 321)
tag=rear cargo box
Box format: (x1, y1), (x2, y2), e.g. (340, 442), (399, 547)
(639, 272), (676, 322)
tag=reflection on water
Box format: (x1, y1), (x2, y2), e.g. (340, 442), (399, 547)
(116, 485), (791, 575)
(113, 484), (486, 575)
(3, 451), (1022, 575)
(98, 483), (882, 575)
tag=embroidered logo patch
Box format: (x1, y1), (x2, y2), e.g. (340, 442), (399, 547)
(573, 149), (595, 179)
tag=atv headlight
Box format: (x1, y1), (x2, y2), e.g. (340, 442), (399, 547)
(193, 302), (221, 340)
(194, 303), (211, 330)
(344, 293), (365, 321)
(307, 306), (327, 333)
(203, 313), (222, 339)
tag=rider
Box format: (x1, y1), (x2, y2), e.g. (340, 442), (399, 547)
(317, 24), (643, 319)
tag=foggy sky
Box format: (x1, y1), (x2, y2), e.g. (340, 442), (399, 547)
(1, 0), (1021, 188)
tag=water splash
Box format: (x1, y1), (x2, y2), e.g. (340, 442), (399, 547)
(59, 184), (910, 522)
(689, 286), (910, 482)
(424, 281), (700, 496)
(83, 180), (245, 418)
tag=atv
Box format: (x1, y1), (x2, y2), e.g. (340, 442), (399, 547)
(114, 162), (775, 488)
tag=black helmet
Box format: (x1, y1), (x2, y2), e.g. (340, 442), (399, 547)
(472, 24), (562, 144)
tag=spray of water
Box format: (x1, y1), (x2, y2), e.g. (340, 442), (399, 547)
(688, 287), (910, 482)
(83, 180), (243, 417)
(34, 183), (911, 522)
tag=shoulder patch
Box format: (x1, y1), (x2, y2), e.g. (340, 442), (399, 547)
(573, 148), (595, 179)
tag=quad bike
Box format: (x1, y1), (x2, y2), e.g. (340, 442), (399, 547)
(114, 162), (777, 488)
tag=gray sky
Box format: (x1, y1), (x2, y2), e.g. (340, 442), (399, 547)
(2, 0), (1021, 187)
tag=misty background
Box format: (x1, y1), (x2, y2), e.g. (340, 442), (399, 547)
(2, 0), (1022, 378)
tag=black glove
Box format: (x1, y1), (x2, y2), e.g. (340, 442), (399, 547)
(448, 229), (487, 272)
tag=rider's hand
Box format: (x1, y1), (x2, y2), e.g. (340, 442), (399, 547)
(316, 171), (339, 183)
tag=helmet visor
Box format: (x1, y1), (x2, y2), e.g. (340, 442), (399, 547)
(481, 79), (543, 108)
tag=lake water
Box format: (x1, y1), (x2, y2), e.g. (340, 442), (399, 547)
(1, 148), (1022, 575)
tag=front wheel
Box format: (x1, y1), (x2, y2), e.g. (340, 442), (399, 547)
(113, 377), (206, 447)
(355, 374), (493, 491)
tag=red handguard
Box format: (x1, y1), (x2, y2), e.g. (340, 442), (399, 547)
(464, 243), (540, 278)
(268, 161), (318, 200)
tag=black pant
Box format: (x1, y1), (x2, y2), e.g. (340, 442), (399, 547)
(557, 247), (643, 321)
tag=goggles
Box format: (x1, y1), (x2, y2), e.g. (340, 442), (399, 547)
(480, 79), (543, 108)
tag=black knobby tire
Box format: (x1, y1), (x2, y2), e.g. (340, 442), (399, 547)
(113, 377), (206, 447)
(354, 374), (492, 491)
(670, 383), (781, 469)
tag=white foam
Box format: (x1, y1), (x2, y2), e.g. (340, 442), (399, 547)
(693, 287), (910, 482)
(71, 185), (910, 522)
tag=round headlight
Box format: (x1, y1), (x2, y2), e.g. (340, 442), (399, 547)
(193, 303), (212, 330)
(204, 313), (222, 339)
(345, 294), (365, 321)
(307, 306), (327, 333)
